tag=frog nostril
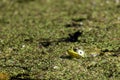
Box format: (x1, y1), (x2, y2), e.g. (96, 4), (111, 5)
(73, 48), (78, 52)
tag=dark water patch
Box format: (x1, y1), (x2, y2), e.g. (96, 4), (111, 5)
(24, 38), (33, 43)
(65, 18), (86, 28)
(10, 73), (34, 80)
(116, 5), (120, 8)
(39, 40), (51, 48)
(64, 31), (82, 42)
(16, 0), (35, 3)
(41, 66), (49, 71)
(60, 55), (72, 59)
(72, 18), (86, 22)
(39, 31), (82, 48)
(0, 64), (30, 72)
(0, 18), (10, 24)
(101, 47), (120, 57)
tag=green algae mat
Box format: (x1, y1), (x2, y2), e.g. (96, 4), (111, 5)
(0, 0), (120, 80)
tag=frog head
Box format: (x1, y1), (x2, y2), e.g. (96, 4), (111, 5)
(73, 48), (86, 57)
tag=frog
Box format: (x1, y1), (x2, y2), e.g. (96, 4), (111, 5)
(67, 46), (101, 58)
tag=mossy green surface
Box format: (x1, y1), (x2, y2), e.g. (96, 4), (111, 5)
(0, 0), (120, 79)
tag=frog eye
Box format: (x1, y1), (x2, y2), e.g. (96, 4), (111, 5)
(77, 50), (84, 55)
(79, 51), (83, 54)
